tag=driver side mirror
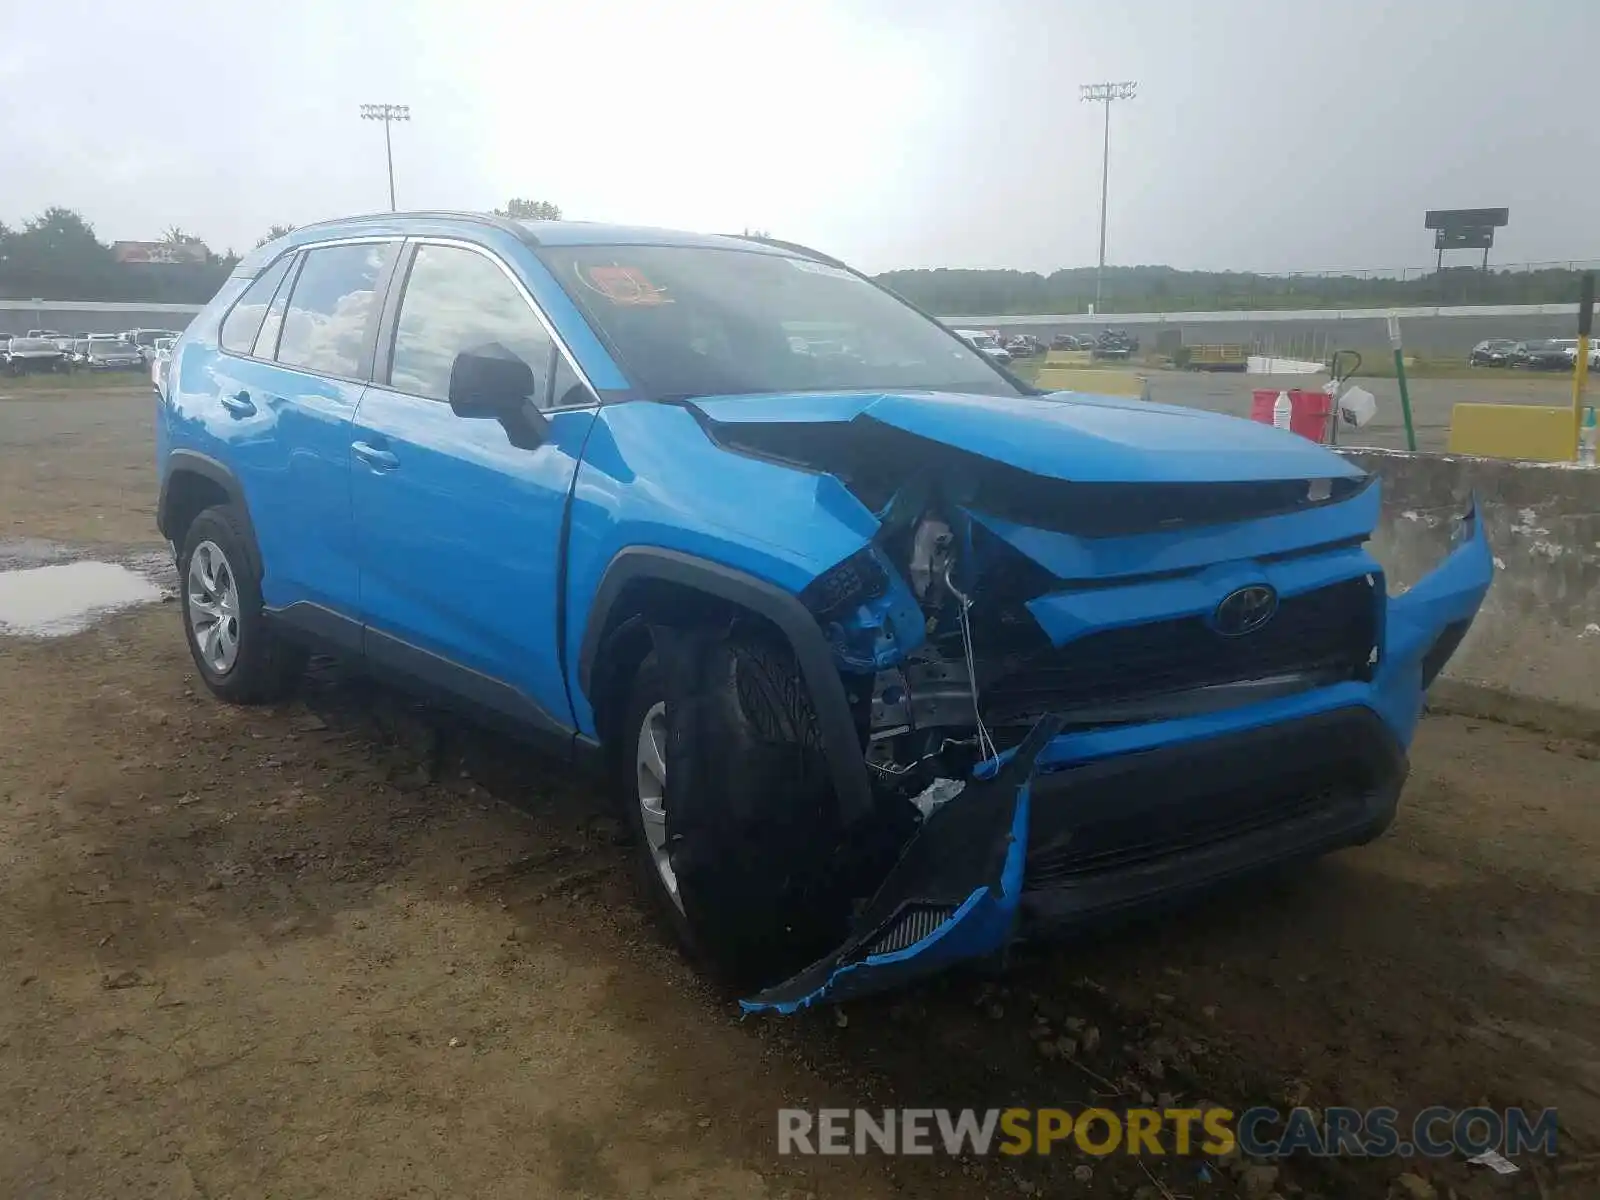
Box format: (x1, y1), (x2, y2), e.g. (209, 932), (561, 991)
(448, 346), (550, 448)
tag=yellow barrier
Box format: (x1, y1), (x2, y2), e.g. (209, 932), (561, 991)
(1044, 350), (1095, 367)
(1447, 404), (1577, 462)
(1187, 343), (1250, 369)
(1036, 367), (1148, 398)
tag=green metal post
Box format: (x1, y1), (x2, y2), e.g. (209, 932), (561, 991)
(1572, 273), (1594, 458)
(1388, 313), (1418, 452)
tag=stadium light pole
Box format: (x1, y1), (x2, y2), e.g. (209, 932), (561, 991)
(1079, 81), (1137, 312)
(359, 103), (411, 211)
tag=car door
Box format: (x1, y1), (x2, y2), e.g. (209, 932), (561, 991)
(349, 238), (599, 739)
(209, 239), (399, 637)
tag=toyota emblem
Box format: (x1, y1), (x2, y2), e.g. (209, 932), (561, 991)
(1213, 585), (1278, 636)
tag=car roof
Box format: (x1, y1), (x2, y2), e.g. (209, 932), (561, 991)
(233, 211), (828, 278)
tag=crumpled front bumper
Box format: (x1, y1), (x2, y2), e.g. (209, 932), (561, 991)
(742, 502), (1494, 1013)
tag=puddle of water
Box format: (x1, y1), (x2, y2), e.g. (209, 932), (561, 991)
(0, 561), (166, 638)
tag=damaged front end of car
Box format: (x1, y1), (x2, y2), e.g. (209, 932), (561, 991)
(675, 395), (1493, 1013)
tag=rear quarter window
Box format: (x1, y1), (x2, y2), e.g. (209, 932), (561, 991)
(220, 255), (294, 356)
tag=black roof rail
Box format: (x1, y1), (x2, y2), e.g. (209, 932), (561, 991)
(290, 209), (540, 242)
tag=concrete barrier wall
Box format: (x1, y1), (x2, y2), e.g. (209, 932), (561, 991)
(1341, 448), (1600, 726)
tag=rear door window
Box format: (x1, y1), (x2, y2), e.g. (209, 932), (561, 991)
(219, 254), (293, 356)
(274, 242), (396, 379)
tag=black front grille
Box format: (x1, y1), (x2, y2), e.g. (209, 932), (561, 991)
(1026, 777), (1365, 886)
(984, 576), (1376, 724)
(860, 904), (957, 958)
(1020, 706), (1403, 891)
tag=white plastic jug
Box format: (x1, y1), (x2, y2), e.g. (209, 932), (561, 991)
(1272, 390), (1293, 431)
(1338, 385), (1378, 428)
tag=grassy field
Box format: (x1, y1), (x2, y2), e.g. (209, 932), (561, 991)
(0, 368), (151, 395)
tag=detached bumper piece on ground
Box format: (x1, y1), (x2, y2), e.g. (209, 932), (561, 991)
(742, 717), (1063, 1014)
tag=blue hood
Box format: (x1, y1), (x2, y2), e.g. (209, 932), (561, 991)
(690, 390), (1363, 484)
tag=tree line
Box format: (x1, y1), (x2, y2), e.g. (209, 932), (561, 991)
(876, 262), (1596, 315)
(2, 202), (1589, 312)
(0, 201), (567, 305)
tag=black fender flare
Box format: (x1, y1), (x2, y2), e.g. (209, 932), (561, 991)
(157, 450), (262, 578)
(577, 546), (874, 825)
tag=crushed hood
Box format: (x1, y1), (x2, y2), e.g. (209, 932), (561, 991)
(690, 390), (1364, 485)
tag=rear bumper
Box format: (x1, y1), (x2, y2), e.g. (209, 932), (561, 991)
(1018, 706), (1404, 934)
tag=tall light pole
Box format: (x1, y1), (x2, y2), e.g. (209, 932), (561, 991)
(359, 103), (411, 211)
(1079, 81), (1136, 312)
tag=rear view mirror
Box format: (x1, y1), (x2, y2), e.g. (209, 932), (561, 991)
(448, 346), (549, 448)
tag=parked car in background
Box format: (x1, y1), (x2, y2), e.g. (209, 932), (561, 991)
(1469, 339), (1517, 367)
(953, 328), (1012, 363)
(1049, 333), (1088, 351)
(1094, 328), (1139, 360)
(82, 339), (145, 370)
(154, 212), (1491, 1008)
(123, 328), (184, 360)
(1516, 340), (1573, 371)
(4, 336), (68, 374)
(1554, 339), (1592, 369)
(25, 329), (63, 339)
(150, 336), (177, 393)
(1005, 334), (1044, 358)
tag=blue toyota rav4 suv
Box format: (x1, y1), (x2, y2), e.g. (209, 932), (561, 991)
(156, 212), (1491, 1010)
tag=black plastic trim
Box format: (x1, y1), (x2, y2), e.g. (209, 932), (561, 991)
(364, 626), (575, 750)
(1019, 707), (1407, 933)
(263, 600), (364, 656)
(157, 450), (261, 577)
(1421, 618), (1471, 689)
(577, 546), (873, 824)
(371, 240), (414, 389)
(289, 209), (535, 244)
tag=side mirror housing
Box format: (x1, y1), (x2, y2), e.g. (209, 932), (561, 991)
(447, 346), (550, 448)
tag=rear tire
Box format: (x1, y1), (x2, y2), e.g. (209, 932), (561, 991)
(178, 505), (306, 704)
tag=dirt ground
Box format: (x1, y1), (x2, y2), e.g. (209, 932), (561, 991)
(3, 387), (1599, 1200)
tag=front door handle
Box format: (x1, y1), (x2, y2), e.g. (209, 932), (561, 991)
(221, 390), (256, 416)
(352, 441), (399, 471)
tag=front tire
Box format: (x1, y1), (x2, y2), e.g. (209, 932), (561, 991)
(616, 635), (857, 989)
(178, 505), (306, 704)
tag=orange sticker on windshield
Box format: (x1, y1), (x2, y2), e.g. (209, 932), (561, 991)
(579, 264), (672, 306)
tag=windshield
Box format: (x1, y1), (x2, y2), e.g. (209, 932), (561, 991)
(538, 244), (1022, 400)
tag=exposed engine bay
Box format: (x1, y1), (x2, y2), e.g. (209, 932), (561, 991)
(747, 412), (1382, 821)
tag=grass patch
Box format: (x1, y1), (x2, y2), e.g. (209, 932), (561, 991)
(0, 369), (150, 395)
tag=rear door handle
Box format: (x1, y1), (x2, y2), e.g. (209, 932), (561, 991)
(352, 441), (399, 471)
(221, 390), (256, 416)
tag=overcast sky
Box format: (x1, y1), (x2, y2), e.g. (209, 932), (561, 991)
(2, 0), (1595, 274)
